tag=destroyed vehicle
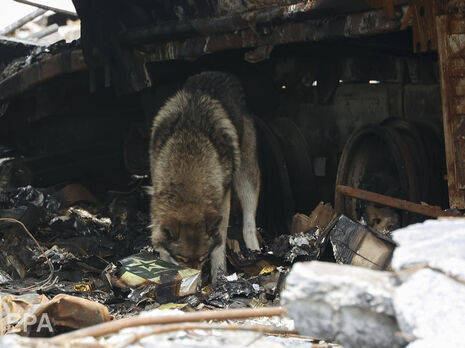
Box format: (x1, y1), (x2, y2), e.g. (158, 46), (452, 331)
(0, 0), (464, 346)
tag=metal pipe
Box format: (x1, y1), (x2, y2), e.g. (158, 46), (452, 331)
(0, 8), (46, 36)
(27, 23), (59, 40)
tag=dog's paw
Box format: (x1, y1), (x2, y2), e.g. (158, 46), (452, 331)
(243, 231), (260, 251)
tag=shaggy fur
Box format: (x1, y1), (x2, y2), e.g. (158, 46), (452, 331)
(149, 71), (261, 282)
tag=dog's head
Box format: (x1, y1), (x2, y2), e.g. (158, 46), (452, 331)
(151, 206), (223, 269)
(364, 204), (400, 232)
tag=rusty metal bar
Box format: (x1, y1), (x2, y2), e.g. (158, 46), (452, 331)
(336, 185), (462, 218)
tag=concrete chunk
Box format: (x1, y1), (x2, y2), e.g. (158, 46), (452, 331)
(394, 268), (465, 345)
(392, 219), (465, 281)
(281, 261), (404, 348)
(392, 219), (465, 346)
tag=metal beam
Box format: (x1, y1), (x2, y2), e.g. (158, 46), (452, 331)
(139, 8), (406, 63)
(0, 7), (407, 100)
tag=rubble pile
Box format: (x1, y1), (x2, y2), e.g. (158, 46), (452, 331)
(0, 172), (463, 346)
(0, 180), (324, 317)
(0, 181), (152, 311)
(282, 219), (465, 348)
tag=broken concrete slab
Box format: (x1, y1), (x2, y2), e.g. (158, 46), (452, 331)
(394, 268), (465, 347)
(391, 219), (465, 347)
(281, 261), (404, 348)
(392, 218), (465, 280)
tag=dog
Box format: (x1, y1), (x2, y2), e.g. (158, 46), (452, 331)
(149, 71), (261, 282)
(363, 204), (400, 233)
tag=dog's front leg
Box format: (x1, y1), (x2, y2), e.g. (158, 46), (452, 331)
(210, 189), (230, 284)
(234, 168), (260, 251)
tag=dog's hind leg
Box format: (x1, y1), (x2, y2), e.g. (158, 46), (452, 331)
(234, 117), (260, 251)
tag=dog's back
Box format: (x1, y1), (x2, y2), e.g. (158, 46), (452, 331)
(150, 72), (245, 181)
(183, 71), (247, 140)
